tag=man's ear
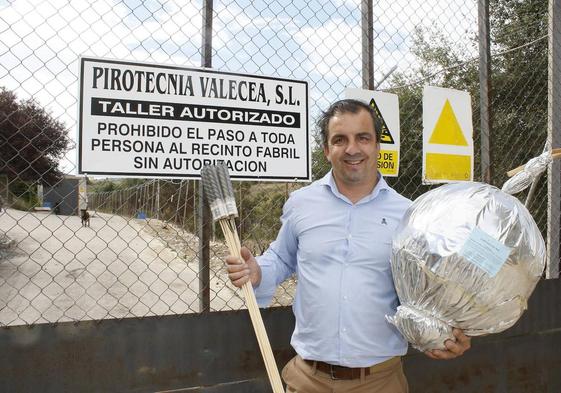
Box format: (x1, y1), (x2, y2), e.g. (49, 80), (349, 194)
(323, 145), (331, 161)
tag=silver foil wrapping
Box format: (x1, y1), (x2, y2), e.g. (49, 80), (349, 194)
(387, 182), (545, 351)
(501, 151), (552, 195)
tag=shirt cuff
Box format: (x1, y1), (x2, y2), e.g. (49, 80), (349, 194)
(254, 259), (277, 307)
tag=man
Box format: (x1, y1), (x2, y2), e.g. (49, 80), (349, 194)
(226, 99), (471, 392)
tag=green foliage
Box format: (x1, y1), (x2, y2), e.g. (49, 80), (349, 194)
(10, 196), (37, 211)
(381, 0), (547, 201)
(90, 179), (118, 192)
(0, 87), (70, 186)
(239, 182), (288, 249)
(488, 0), (548, 187)
(306, 0), (547, 210)
(88, 0), (550, 244)
(8, 180), (38, 210)
(311, 134), (330, 180)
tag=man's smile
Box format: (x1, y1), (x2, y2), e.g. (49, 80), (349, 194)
(344, 157), (365, 166)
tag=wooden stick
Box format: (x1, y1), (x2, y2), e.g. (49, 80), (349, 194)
(218, 219), (284, 393)
(506, 150), (561, 177)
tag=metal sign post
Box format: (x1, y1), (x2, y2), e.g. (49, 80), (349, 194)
(199, 0), (214, 312)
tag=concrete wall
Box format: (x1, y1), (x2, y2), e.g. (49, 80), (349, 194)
(0, 278), (560, 392)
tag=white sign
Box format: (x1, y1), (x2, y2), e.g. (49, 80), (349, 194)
(78, 57), (310, 181)
(344, 88), (401, 177)
(422, 86), (473, 184)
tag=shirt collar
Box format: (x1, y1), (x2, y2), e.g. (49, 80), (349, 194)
(318, 170), (390, 204)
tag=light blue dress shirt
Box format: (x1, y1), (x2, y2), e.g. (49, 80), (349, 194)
(254, 171), (411, 367)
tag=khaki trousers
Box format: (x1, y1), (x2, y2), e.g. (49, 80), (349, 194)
(281, 355), (409, 393)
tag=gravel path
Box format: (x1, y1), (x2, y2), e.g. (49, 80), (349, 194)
(0, 208), (293, 326)
(0, 208), (200, 325)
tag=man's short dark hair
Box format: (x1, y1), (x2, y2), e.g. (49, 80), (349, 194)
(317, 99), (382, 146)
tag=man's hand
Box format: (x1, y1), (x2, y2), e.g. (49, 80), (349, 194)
(225, 246), (262, 288)
(424, 328), (471, 360)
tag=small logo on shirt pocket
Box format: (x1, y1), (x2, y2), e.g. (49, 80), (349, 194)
(381, 218), (387, 225)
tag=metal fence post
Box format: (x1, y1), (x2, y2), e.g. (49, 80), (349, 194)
(547, 0), (561, 279)
(478, 0), (492, 184)
(198, 0), (214, 311)
(361, 0), (374, 90)
(156, 179), (160, 221)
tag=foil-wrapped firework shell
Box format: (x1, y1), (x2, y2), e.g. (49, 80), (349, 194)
(387, 182), (545, 351)
(502, 151), (553, 195)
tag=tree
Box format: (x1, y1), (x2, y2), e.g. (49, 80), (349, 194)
(382, 25), (481, 200)
(0, 87), (70, 185)
(380, 0), (547, 198)
(488, 0), (548, 185)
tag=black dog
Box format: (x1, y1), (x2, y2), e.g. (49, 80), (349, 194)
(81, 210), (90, 227)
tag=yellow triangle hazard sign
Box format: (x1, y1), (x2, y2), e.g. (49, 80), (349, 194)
(369, 98), (395, 144)
(429, 99), (468, 146)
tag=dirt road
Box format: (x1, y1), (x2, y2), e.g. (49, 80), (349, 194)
(0, 208), (204, 325)
(0, 207), (294, 326)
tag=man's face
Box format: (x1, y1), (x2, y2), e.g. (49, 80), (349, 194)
(323, 109), (380, 189)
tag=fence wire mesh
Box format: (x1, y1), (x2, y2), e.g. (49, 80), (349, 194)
(0, 0), (557, 326)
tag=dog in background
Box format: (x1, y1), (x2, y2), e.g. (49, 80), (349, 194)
(81, 209), (90, 227)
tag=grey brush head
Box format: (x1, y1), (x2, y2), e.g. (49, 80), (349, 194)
(201, 163), (238, 221)
(216, 163), (238, 218)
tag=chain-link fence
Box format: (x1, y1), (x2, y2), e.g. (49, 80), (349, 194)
(0, 0), (558, 327)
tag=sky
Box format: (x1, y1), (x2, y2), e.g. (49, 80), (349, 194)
(0, 0), (477, 175)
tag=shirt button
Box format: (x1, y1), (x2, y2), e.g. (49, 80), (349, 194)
(348, 234), (352, 239)
(342, 328), (347, 332)
(343, 296), (348, 300)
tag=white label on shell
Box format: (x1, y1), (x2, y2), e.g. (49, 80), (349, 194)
(459, 227), (511, 277)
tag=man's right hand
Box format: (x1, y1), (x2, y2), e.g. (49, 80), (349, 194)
(225, 246), (262, 288)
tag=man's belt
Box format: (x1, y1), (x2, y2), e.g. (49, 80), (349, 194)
(304, 356), (400, 380)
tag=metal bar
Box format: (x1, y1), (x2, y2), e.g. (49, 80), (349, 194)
(525, 175), (541, 208)
(547, 0), (561, 279)
(373, 65), (397, 90)
(144, 183), (148, 216)
(361, 0), (374, 89)
(183, 180), (189, 227)
(176, 181), (182, 225)
(202, 0), (213, 69)
(198, 182), (211, 312)
(198, 0), (214, 311)
(478, 0), (493, 184)
(156, 179), (160, 221)
(134, 187), (137, 217)
(152, 181), (156, 217)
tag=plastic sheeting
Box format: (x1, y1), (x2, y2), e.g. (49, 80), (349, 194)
(387, 182), (545, 351)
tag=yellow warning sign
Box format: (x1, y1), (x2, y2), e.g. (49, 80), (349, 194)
(345, 88), (401, 177)
(429, 99), (468, 146)
(377, 149), (399, 176)
(425, 153), (471, 181)
(422, 86), (473, 184)
(369, 98), (395, 144)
